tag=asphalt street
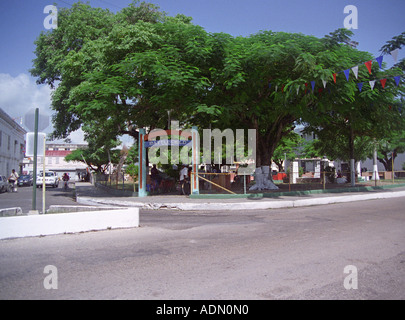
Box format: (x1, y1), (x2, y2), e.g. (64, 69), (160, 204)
(0, 196), (404, 300)
(0, 182), (78, 213)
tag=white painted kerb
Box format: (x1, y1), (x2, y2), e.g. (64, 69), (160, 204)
(0, 208), (139, 239)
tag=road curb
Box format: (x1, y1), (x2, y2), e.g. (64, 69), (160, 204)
(292, 191), (405, 208)
(0, 207), (23, 217)
(47, 205), (121, 213)
(189, 183), (405, 199)
(76, 190), (405, 211)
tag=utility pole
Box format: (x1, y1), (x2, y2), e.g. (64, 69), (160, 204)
(42, 134), (46, 214)
(31, 108), (39, 214)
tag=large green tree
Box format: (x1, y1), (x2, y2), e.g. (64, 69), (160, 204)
(202, 28), (403, 167)
(31, 2), (116, 138)
(31, 1), (216, 146)
(305, 30), (405, 169)
(375, 32), (405, 171)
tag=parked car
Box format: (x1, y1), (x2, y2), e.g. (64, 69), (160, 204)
(0, 175), (11, 193)
(36, 171), (59, 188)
(17, 174), (33, 187)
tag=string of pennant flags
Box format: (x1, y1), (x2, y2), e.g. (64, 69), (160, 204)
(268, 48), (403, 95)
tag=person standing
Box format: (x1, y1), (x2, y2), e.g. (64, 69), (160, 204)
(8, 169), (19, 192)
(151, 164), (162, 187)
(179, 164), (189, 195)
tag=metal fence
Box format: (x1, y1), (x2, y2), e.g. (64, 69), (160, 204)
(93, 173), (135, 191)
(93, 169), (405, 196)
(191, 169), (405, 195)
(93, 172), (178, 195)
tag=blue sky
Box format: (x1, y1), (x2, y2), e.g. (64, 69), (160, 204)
(0, 0), (404, 141)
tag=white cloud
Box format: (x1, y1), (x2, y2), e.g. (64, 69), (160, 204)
(0, 73), (52, 120)
(52, 127), (86, 145)
(0, 73), (85, 144)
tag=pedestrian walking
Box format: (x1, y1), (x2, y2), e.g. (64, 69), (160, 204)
(62, 172), (70, 190)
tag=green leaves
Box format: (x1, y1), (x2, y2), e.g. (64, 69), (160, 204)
(195, 104), (223, 116)
(31, 0), (404, 169)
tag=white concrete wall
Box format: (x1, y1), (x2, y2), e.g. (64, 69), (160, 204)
(0, 208), (139, 239)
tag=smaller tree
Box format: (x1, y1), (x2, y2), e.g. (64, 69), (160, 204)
(376, 131), (405, 171)
(125, 145), (139, 165)
(65, 138), (121, 173)
(272, 131), (304, 172)
(125, 163), (139, 192)
(300, 139), (322, 159)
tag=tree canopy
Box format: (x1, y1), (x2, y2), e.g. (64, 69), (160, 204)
(303, 31), (405, 167)
(31, 1), (404, 170)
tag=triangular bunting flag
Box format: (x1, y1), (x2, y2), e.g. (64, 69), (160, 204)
(311, 81), (315, 92)
(365, 60), (373, 74)
(376, 56), (383, 69)
(343, 69), (350, 81)
(333, 73), (337, 83)
(322, 79), (327, 88)
(351, 66), (359, 79)
(390, 48), (399, 63)
(369, 80), (375, 90)
(357, 82), (363, 92)
(394, 76), (401, 86)
(380, 78), (387, 89)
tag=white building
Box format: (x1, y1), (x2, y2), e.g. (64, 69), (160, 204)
(24, 142), (88, 181)
(0, 108), (26, 176)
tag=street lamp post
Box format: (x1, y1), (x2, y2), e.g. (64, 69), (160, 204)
(31, 108), (39, 213)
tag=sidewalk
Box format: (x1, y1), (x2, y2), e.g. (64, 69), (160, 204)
(74, 182), (405, 211)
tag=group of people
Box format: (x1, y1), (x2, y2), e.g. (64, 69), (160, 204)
(150, 164), (191, 195)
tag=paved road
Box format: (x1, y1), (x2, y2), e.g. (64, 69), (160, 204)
(0, 197), (404, 300)
(0, 182), (77, 213)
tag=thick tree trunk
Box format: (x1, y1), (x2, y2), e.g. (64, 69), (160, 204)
(255, 120), (288, 167)
(250, 119), (292, 191)
(378, 150), (396, 172)
(274, 160), (283, 172)
(115, 147), (129, 185)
